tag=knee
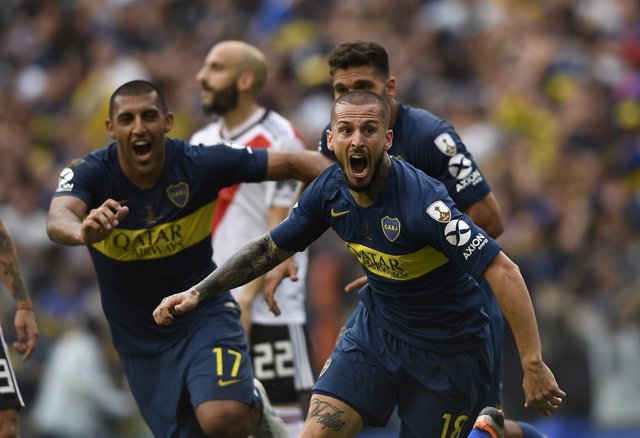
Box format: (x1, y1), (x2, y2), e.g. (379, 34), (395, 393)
(196, 400), (254, 437)
(0, 409), (19, 438)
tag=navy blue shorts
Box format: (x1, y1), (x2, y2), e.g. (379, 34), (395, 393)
(314, 305), (492, 438)
(120, 304), (256, 438)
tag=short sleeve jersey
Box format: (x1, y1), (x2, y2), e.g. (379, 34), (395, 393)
(271, 159), (501, 352)
(52, 138), (269, 354)
(319, 102), (490, 211)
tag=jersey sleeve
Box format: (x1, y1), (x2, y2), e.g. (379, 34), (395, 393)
(270, 177), (330, 252)
(192, 143), (269, 187)
(411, 180), (501, 279)
(265, 136), (306, 209)
(402, 112), (491, 211)
(53, 155), (104, 206)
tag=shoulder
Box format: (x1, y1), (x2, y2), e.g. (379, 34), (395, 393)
(62, 144), (112, 173)
(190, 121), (222, 145)
(398, 103), (450, 133)
(305, 164), (343, 197)
(394, 159), (446, 194)
(262, 110), (304, 142)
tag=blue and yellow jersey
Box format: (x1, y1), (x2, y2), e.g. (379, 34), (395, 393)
(318, 102), (491, 211)
(53, 138), (268, 354)
(271, 158), (501, 352)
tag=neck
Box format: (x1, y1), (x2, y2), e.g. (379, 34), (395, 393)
(221, 101), (262, 133)
(124, 166), (163, 189)
(389, 99), (398, 129)
(350, 154), (392, 207)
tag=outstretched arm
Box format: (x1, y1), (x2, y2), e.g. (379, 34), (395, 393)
(484, 251), (566, 416)
(47, 196), (129, 246)
(265, 150), (333, 184)
(0, 219), (38, 361)
(153, 233), (295, 325)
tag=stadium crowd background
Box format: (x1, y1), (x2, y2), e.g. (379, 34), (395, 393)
(1, 0), (640, 436)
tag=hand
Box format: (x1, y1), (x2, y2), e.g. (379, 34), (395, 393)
(14, 305), (38, 361)
(263, 257), (298, 316)
(522, 360), (566, 416)
(344, 275), (367, 293)
(153, 290), (200, 326)
(81, 199), (129, 244)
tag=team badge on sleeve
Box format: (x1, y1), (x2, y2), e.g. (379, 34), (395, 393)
(56, 168), (75, 192)
(434, 133), (457, 156)
(426, 201), (451, 223)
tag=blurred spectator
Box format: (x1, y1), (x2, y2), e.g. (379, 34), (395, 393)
(29, 313), (147, 438)
(1, 0), (640, 436)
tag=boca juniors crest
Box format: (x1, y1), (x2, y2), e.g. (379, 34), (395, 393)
(381, 216), (401, 242)
(167, 182), (189, 208)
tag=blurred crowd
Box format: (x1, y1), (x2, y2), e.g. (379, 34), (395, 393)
(2, 0), (640, 436)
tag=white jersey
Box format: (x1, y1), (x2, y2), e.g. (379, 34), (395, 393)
(191, 108), (308, 324)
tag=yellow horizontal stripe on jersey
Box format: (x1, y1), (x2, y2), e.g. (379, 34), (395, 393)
(91, 201), (216, 261)
(345, 242), (449, 280)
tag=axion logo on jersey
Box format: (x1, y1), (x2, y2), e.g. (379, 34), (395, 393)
(444, 219), (471, 246)
(448, 154), (473, 180)
(381, 216), (401, 242)
(463, 233), (488, 260)
(455, 169), (484, 193)
(434, 133), (457, 156)
(426, 201), (451, 223)
(167, 182), (189, 208)
(56, 168), (75, 192)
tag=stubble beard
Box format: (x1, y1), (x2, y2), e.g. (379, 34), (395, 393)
(202, 83), (239, 116)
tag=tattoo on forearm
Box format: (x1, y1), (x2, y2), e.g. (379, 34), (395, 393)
(0, 231), (28, 301)
(198, 234), (293, 300)
(308, 399), (346, 431)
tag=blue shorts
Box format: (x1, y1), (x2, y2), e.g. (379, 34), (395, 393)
(314, 305), (492, 438)
(478, 278), (505, 406)
(120, 304), (256, 438)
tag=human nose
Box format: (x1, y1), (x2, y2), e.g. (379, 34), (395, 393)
(132, 116), (146, 135)
(195, 67), (205, 83)
(350, 130), (364, 147)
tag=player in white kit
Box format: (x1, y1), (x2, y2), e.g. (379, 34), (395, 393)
(190, 40), (316, 437)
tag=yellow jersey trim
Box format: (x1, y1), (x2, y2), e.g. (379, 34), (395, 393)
(92, 202), (215, 261)
(345, 242), (449, 280)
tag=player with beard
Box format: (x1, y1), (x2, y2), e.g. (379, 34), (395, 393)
(267, 40), (547, 438)
(153, 90), (565, 438)
(189, 40), (327, 437)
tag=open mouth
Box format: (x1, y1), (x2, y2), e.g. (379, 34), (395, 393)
(133, 140), (152, 156)
(349, 154), (368, 177)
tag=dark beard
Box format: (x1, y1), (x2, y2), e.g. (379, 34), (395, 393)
(202, 83), (239, 116)
(347, 154), (392, 201)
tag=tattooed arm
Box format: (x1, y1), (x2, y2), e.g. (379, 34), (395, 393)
(153, 233), (295, 325)
(0, 219), (38, 361)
